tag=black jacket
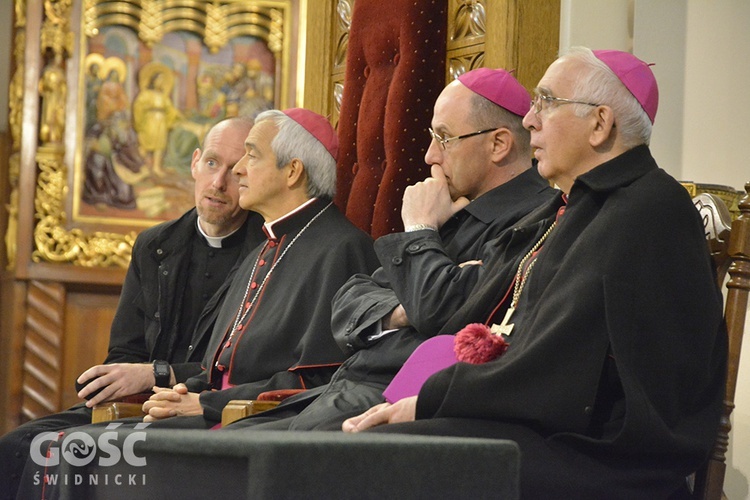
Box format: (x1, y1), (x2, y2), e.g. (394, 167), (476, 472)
(105, 208), (265, 382)
(185, 199), (381, 422)
(227, 167), (556, 430)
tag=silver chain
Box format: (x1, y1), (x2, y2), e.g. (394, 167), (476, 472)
(227, 202), (333, 340)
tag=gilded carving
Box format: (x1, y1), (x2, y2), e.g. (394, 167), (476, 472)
(332, 0), (354, 119)
(84, 1), (285, 54)
(15, 0), (26, 27)
(205, 3), (229, 53)
(445, 0), (486, 88)
(138, 0), (165, 47)
(32, 145), (136, 267)
(38, 0), (73, 147)
(82, 0), (98, 36)
(333, 82), (344, 117)
(5, 155), (20, 270)
(38, 54), (68, 144)
(43, 0), (72, 24)
(32, 0), (140, 268)
(334, 33), (349, 68)
(5, 4), (25, 270)
(41, 0), (74, 56)
(333, 0), (353, 67)
(8, 33), (24, 151)
(28, 0), (292, 268)
(337, 0), (353, 30)
(267, 9), (284, 54)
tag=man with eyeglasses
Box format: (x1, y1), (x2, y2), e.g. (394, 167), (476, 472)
(222, 67), (556, 432)
(343, 47), (726, 498)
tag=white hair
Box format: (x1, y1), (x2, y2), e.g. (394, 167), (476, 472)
(564, 46), (652, 148)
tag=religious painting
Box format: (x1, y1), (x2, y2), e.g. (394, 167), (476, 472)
(70, 0), (295, 227)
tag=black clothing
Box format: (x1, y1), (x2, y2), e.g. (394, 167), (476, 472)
(107, 208), (264, 380)
(229, 168), (556, 430)
(376, 146), (727, 498)
(0, 209), (264, 499)
(179, 198), (381, 423)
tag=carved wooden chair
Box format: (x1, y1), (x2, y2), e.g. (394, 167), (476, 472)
(691, 183), (750, 499)
(91, 392), (149, 423)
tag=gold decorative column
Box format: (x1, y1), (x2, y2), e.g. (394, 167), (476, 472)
(4, 2), (27, 270)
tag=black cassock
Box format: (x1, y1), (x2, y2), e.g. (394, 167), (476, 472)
(226, 166), (556, 430)
(380, 146), (727, 499)
(185, 197), (380, 422)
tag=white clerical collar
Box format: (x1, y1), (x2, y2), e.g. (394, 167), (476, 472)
(264, 198), (318, 240)
(196, 219), (241, 248)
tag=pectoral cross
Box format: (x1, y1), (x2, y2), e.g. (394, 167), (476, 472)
(490, 307), (515, 337)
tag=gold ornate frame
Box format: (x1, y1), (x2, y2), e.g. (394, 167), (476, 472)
(14, 0), (298, 269)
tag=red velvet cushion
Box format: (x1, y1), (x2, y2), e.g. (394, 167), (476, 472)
(334, 0), (448, 238)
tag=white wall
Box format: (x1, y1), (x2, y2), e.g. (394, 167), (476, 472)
(562, 0), (750, 497)
(681, 1), (750, 188)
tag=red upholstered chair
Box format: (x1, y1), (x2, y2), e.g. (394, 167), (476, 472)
(334, 0), (448, 238)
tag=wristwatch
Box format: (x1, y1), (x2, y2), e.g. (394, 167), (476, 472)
(153, 360), (171, 387)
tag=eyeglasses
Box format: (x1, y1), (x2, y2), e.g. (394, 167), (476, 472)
(428, 127), (498, 150)
(530, 93), (600, 114)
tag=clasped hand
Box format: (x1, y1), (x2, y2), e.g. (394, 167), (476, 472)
(141, 383), (203, 422)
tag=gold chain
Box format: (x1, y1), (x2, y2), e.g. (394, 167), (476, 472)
(510, 221), (556, 308)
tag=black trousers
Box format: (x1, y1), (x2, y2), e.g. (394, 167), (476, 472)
(0, 404), (92, 500)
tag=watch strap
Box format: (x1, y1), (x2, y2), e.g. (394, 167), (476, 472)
(153, 360), (171, 387)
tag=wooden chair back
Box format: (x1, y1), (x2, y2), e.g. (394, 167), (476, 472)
(692, 182), (750, 499)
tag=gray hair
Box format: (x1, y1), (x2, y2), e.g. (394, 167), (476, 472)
(254, 110), (337, 198)
(564, 46), (652, 148)
(469, 93), (532, 159)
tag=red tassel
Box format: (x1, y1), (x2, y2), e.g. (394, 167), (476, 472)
(454, 323), (509, 364)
